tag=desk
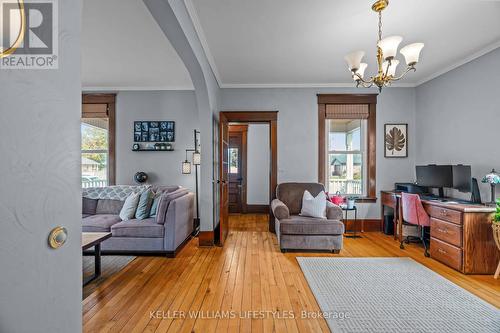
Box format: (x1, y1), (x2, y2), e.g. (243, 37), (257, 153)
(380, 191), (498, 274)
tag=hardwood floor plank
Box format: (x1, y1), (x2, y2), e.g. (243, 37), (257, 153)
(83, 214), (500, 333)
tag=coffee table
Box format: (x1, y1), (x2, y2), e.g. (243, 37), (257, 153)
(82, 232), (112, 286)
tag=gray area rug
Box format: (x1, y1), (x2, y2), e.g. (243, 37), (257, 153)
(83, 255), (135, 299)
(297, 257), (500, 333)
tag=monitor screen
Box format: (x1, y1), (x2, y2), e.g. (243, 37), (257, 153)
(416, 165), (453, 188)
(452, 165), (472, 192)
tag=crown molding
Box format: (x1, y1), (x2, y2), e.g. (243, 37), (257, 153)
(82, 86), (195, 92)
(220, 82), (416, 89)
(184, 0), (222, 87)
(415, 40), (500, 87)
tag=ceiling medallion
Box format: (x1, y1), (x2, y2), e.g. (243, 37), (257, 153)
(344, 0), (424, 92)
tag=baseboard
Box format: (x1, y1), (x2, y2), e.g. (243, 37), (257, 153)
(198, 231), (214, 247)
(343, 219), (381, 232)
(245, 204), (269, 213)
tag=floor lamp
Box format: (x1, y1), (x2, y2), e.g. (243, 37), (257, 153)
(182, 130), (201, 236)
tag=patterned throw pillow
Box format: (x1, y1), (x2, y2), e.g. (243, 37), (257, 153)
(119, 192), (141, 221)
(300, 190), (327, 219)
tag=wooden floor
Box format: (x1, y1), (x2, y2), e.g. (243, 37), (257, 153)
(82, 214), (500, 333)
(83, 255), (135, 299)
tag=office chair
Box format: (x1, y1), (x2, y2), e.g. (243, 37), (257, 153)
(400, 192), (430, 257)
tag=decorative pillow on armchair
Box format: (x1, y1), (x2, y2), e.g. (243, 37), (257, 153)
(299, 190), (327, 219)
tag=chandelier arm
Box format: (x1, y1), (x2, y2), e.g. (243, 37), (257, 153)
(391, 66), (416, 81)
(353, 72), (374, 84)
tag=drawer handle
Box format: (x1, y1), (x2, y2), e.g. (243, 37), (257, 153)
(437, 228), (448, 234)
(437, 248), (447, 255)
(440, 210), (448, 216)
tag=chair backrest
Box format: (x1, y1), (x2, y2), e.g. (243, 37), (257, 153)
(401, 192), (430, 227)
(276, 182), (325, 215)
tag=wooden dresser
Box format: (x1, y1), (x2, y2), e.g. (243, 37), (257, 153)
(381, 191), (498, 274)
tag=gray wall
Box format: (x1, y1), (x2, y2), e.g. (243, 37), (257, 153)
(416, 47), (500, 202)
(116, 91), (198, 192)
(247, 124), (270, 205)
(0, 1), (82, 332)
(221, 87), (416, 219)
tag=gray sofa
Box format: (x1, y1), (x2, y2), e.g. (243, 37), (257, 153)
(82, 185), (194, 257)
(271, 183), (344, 253)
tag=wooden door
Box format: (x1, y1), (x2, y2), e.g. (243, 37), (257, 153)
(218, 113), (229, 246)
(228, 125), (247, 213)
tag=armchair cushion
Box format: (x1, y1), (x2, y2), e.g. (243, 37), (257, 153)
(279, 216), (344, 235)
(271, 199), (290, 220)
(276, 183), (325, 215)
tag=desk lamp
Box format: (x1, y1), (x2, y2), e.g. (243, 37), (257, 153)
(482, 169), (500, 206)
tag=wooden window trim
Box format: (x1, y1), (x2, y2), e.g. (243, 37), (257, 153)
(82, 93), (116, 185)
(318, 94), (377, 202)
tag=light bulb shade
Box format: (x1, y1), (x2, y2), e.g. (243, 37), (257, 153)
(482, 169), (500, 184)
(182, 160), (192, 174)
(378, 35), (403, 60)
(192, 151), (201, 165)
(353, 63), (368, 80)
(400, 42), (424, 66)
(382, 60), (399, 77)
(344, 51), (365, 71)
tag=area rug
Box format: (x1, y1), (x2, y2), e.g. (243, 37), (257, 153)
(297, 257), (500, 333)
(83, 255), (135, 299)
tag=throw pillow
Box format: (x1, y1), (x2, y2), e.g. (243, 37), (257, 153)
(149, 193), (161, 218)
(135, 189), (154, 220)
(300, 190), (327, 219)
(119, 192), (141, 221)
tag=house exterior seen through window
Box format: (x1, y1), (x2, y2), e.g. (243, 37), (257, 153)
(81, 118), (109, 188)
(327, 119), (367, 196)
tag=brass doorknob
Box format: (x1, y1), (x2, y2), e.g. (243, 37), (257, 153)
(48, 226), (67, 249)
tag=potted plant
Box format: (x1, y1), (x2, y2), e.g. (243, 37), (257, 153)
(346, 196), (357, 209)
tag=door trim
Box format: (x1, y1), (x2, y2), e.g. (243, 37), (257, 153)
(220, 111), (278, 234)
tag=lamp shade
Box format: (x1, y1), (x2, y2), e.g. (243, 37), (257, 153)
(192, 151), (201, 165)
(182, 160), (192, 174)
(344, 51), (365, 71)
(400, 43), (424, 66)
(382, 59), (399, 77)
(378, 35), (403, 60)
(353, 63), (368, 81)
(482, 169), (500, 184)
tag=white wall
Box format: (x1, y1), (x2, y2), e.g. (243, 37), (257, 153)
(115, 91), (199, 192)
(247, 124), (270, 205)
(416, 47), (500, 202)
(221, 87), (416, 219)
(0, 1), (82, 331)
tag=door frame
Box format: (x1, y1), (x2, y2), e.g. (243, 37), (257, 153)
(228, 124), (248, 213)
(219, 111), (278, 236)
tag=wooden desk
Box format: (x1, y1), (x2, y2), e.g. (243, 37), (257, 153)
(380, 191), (498, 274)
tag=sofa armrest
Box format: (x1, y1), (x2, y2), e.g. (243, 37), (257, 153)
(163, 192), (194, 252)
(271, 199), (290, 220)
(326, 201), (343, 220)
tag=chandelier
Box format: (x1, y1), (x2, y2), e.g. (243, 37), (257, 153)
(344, 0), (424, 92)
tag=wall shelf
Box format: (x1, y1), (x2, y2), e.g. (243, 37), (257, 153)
(132, 149), (174, 152)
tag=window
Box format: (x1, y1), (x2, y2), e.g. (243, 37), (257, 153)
(318, 94), (377, 201)
(81, 118), (109, 188)
(82, 94), (116, 188)
(229, 147), (239, 174)
(327, 119), (366, 196)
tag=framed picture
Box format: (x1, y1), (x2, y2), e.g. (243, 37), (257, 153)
(384, 123), (408, 158)
(134, 121), (175, 142)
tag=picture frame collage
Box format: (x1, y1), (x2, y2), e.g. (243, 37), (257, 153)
(134, 121), (175, 143)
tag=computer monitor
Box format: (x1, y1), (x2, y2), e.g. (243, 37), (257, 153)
(452, 165), (472, 192)
(416, 165), (453, 189)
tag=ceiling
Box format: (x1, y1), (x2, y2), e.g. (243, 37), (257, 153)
(82, 0), (193, 90)
(190, 0), (500, 87)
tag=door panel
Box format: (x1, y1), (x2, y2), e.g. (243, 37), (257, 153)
(218, 114), (229, 246)
(229, 134), (243, 213)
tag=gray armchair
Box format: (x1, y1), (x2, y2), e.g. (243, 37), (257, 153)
(271, 183), (344, 253)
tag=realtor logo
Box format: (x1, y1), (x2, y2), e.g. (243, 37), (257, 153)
(1, 0), (58, 69)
